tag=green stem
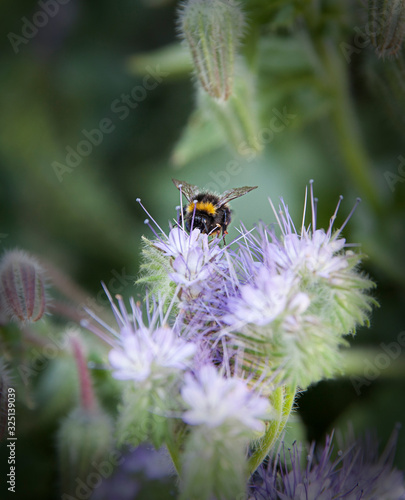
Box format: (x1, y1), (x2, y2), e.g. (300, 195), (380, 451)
(316, 38), (382, 211)
(343, 350), (405, 378)
(166, 439), (181, 475)
(248, 385), (296, 475)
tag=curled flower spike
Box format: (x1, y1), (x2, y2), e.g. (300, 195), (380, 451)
(178, 0), (245, 101)
(220, 184), (376, 388)
(0, 249), (47, 323)
(250, 425), (405, 499)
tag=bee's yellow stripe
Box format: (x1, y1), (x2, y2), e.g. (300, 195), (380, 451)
(187, 201), (216, 215)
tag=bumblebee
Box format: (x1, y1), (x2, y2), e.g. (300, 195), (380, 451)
(172, 179), (258, 241)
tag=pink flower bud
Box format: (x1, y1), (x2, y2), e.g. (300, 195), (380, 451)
(0, 250), (47, 323)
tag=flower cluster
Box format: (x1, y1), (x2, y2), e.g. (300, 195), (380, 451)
(218, 193), (376, 389)
(82, 183), (377, 500)
(251, 425), (405, 499)
(138, 184), (375, 390)
(84, 284), (270, 499)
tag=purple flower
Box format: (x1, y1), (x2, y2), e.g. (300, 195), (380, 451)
(153, 227), (204, 258)
(216, 184), (376, 388)
(82, 286), (196, 385)
(108, 326), (196, 383)
(250, 425), (405, 500)
(181, 365), (271, 433)
(149, 224), (228, 305)
(224, 265), (309, 328)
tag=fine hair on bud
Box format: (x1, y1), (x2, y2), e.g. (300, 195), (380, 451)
(178, 0), (246, 101)
(0, 249), (48, 323)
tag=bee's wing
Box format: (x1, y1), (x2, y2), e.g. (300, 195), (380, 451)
(172, 179), (200, 202)
(216, 186), (258, 207)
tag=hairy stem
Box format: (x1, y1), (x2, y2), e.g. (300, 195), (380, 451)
(248, 384), (296, 475)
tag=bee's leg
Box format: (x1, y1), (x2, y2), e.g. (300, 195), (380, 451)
(203, 218), (211, 234)
(209, 224), (222, 241)
(222, 210), (231, 245)
(221, 226), (228, 246)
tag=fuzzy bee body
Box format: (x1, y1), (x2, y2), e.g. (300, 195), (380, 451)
(172, 179), (257, 240)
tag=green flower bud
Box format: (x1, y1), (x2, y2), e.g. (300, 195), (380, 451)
(179, 0), (245, 101)
(57, 407), (114, 497)
(116, 384), (170, 449)
(369, 0), (405, 58)
(180, 427), (248, 500)
(0, 249), (47, 323)
(57, 334), (114, 496)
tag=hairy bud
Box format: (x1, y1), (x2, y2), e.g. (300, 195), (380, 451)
(178, 0), (245, 101)
(57, 408), (114, 496)
(0, 250), (47, 323)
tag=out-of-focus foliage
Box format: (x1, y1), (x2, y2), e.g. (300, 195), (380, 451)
(0, 0), (405, 498)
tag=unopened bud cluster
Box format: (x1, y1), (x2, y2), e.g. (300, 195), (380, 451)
(177, 0), (262, 159)
(178, 0), (245, 101)
(0, 250), (47, 323)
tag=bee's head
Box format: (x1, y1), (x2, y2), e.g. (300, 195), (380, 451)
(186, 212), (211, 234)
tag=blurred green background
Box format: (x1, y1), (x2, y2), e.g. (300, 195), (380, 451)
(1, 0), (405, 498)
